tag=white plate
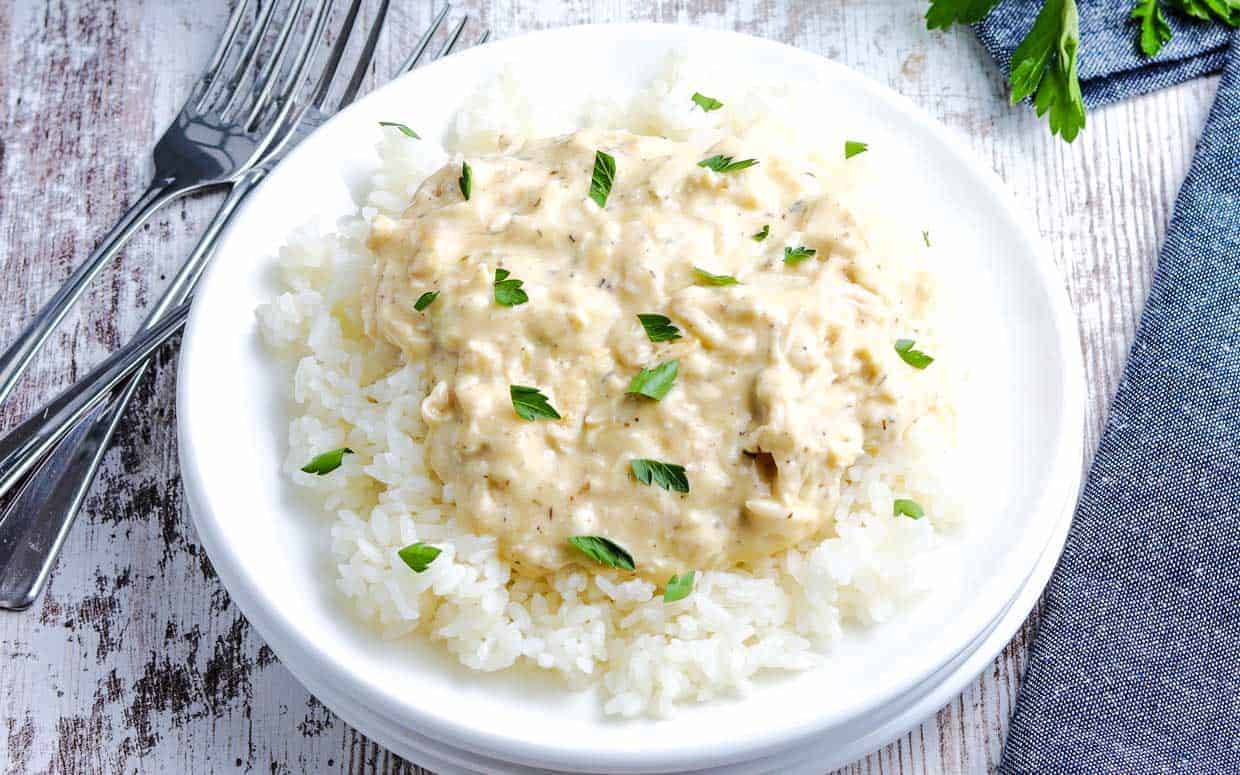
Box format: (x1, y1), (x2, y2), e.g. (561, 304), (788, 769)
(177, 23), (1085, 773)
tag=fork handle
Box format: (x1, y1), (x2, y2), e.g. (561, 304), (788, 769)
(0, 169), (267, 610)
(0, 178), (186, 409)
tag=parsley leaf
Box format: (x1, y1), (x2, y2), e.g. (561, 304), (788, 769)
(1008, 0), (1086, 142)
(378, 121), (420, 139)
(923, 230), (932, 247)
(1131, 0), (1174, 56)
(894, 339), (935, 369)
(300, 447), (353, 475)
(459, 161), (472, 200)
(693, 267), (740, 286)
(664, 571), (695, 602)
(844, 140), (869, 159)
(414, 291), (439, 311)
(494, 268), (529, 307)
(590, 150), (616, 208)
(893, 499), (925, 520)
(783, 246), (817, 265)
(630, 459), (690, 493)
(752, 224), (770, 242)
(510, 385), (561, 421)
(691, 92), (724, 111)
(398, 542), (441, 572)
(569, 536), (636, 571)
(1169, 0), (1240, 25)
(698, 155), (759, 173)
(925, 0), (1002, 29)
(637, 313), (682, 343)
(627, 360), (679, 401)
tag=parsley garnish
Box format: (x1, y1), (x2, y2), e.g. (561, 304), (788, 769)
(844, 140), (869, 159)
(494, 268), (528, 306)
(691, 92), (724, 111)
(459, 161), (472, 200)
(300, 447), (352, 475)
(398, 542), (441, 572)
(783, 246), (817, 265)
(378, 121), (420, 139)
(590, 150), (616, 208)
(637, 313), (681, 343)
(1008, 0), (1085, 142)
(627, 360), (679, 401)
(926, 0), (1084, 143)
(569, 536), (635, 571)
(1131, 0), (1173, 56)
(925, 0), (1001, 28)
(752, 224), (770, 242)
(510, 385), (560, 421)
(630, 459), (690, 493)
(664, 571), (695, 602)
(922, 230), (932, 247)
(893, 499), (925, 520)
(694, 267), (740, 286)
(894, 339), (934, 369)
(698, 155), (759, 173)
(414, 291), (439, 311)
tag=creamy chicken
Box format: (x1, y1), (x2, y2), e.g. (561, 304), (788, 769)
(366, 129), (936, 582)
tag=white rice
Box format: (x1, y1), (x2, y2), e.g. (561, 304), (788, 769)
(256, 56), (968, 717)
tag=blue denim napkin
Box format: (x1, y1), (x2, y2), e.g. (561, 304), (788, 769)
(973, 6), (1240, 774)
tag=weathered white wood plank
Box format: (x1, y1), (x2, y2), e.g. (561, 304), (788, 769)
(0, 1), (1215, 773)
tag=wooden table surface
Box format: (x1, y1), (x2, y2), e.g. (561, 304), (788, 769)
(0, 1), (1218, 772)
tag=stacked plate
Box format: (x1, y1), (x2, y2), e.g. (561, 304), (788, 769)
(178, 25), (1085, 773)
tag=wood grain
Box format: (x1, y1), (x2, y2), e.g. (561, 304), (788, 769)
(0, 1), (1216, 773)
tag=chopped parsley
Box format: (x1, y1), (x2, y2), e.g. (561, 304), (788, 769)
(378, 121), (420, 139)
(752, 224), (770, 242)
(494, 268), (528, 306)
(893, 499), (925, 520)
(690, 92), (724, 112)
(637, 313), (682, 343)
(693, 267), (740, 286)
(397, 542), (441, 572)
(569, 536), (636, 571)
(783, 246), (817, 265)
(630, 459), (690, 493)
(922, 230), (932, 247)
(590, 150), (616, 208)
(413, 291), (439, 311)
(300, 447), (352, 475)
(510, 385), (561, 421)
(697, 155), (759, 173)
(664, 571), (695, 602)
(844, 140), (869, 159)
(627, 360), (679, 401)
(459, 161), (472, 200)
(894, 339), (935, 369)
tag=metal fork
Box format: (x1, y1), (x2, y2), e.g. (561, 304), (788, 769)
(0, 8), (490, 610)
(0, 0), (335, 413)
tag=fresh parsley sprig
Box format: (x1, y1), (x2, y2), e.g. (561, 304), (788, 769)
(1133, 0), (1239, 57)
(926, 0), (1085, 142)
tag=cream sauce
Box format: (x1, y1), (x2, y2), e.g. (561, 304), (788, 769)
(366, 129), (934, 581)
